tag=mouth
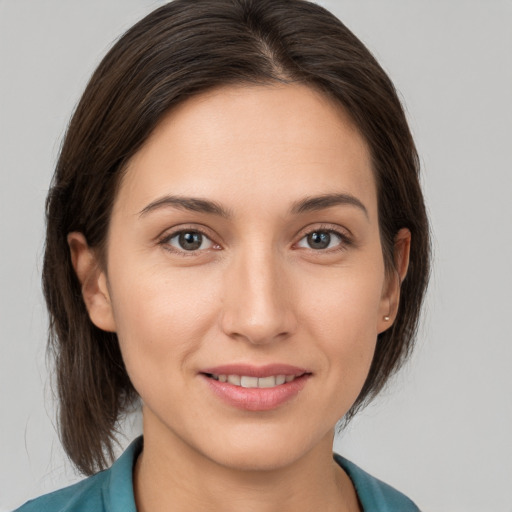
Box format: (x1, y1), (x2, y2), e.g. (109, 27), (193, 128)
(200, 365), (311, 411)
(204, 373), (301, 388)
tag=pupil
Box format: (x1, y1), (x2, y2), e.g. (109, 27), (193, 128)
(308, 231), (330, 249)
(179, 232), (202, 250)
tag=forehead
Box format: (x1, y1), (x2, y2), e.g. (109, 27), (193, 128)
(118, 83), (376, 219)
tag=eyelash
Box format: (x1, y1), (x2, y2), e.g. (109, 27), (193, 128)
(158, 226), (219, 256)
(294, 224), (353, 253)
(157, 224), (353, 256)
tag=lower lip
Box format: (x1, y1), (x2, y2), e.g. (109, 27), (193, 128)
(202, 374), (310, 411)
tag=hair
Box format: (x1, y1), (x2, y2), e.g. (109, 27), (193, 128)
(43, 0), (430, 475)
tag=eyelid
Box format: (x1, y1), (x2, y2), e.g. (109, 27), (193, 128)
(157, 224), (222, 255)
(293, 223), (354, 251)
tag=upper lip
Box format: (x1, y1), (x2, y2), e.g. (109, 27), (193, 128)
(200, 364), (310, 378)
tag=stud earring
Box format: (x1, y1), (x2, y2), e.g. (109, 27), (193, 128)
(383, 315), (390, 321)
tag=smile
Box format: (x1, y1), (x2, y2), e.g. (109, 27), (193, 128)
(200, 365), (311, 411)
(207, 374), (298, 388)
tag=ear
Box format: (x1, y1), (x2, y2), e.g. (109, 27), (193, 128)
(377, 228), (411, 333)
(67, 232), (117, 332)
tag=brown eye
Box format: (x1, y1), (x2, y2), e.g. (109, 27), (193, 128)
(166, 230), (214, 252)
(179, 232), (203, 250)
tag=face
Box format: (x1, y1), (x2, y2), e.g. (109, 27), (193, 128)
(73, 84), (402, 471)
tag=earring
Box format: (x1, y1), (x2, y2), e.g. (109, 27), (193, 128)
(383, 315), (390, 321)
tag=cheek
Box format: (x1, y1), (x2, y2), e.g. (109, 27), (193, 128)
(107, 261), (221, 391)
(298, 264), (384, 384)
(301, 263), (384, 337)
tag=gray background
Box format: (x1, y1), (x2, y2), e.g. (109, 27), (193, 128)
(1, 1), (511, 511)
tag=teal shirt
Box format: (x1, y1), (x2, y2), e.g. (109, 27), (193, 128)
(15, 437), (420, 511)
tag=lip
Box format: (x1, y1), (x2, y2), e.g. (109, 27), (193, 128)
(201, 363), (308, 378)
(200, 364), (311, 412)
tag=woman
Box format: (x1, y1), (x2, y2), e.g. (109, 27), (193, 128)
(16, 0), (430, 510)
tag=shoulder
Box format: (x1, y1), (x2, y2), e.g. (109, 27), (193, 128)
(13, 470), (108, 512)
(334, 453), (421, 512)
(13, 437), (142, 512)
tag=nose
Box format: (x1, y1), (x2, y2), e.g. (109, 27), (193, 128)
(220, 246), (297, 345)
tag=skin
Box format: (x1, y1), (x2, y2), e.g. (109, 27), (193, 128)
(69, 83), (410, 512)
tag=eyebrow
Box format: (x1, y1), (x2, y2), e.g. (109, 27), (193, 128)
(138, 192), (368, 219)
(139, 195), (231, 218)
(290, 193), (368, 218)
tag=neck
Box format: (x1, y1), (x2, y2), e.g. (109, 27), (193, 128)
(134, 410), (361, 512)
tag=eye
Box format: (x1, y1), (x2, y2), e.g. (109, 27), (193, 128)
(296, 230), (345, 250)
(163, 230), (215, 252)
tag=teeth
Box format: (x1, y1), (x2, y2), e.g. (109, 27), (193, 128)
(258, 376), (277, 388)
(240, 376), (258, 388)
(227, 375), (241, 386)
(211, 373), (295, 388)
(276, 375), (286, 385)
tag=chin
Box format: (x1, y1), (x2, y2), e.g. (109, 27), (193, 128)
(207, 444), (303, 472)
(198, 422), (331, 473)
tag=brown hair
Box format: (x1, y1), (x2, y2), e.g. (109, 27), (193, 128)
(43, 0), (430, 475)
